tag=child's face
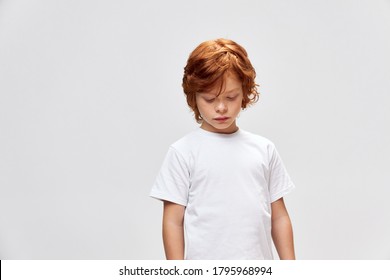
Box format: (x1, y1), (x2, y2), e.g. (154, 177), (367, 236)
(196, 73), (243, 134)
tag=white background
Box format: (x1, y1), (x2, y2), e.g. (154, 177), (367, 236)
(0, 0), (389, 259)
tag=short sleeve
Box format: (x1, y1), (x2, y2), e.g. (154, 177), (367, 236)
(268, 144), (295, 203)
(149, 146), (190, 206)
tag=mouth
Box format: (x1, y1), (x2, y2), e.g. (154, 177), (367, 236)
(214, 117), (230, 122)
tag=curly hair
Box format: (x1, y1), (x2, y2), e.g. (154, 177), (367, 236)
(182, 38), (259, 123)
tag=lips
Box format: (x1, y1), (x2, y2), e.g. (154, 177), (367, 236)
(214, 116), (229, 121)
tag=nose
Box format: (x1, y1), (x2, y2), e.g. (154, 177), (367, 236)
(215, 100), (227, 113)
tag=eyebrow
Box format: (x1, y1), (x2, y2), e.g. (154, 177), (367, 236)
(224, 88), (241, 94)
(199, 87), (241, 95)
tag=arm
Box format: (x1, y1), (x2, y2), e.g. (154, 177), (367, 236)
(162, 200), (185, 260)
(271, 197), (295, 260)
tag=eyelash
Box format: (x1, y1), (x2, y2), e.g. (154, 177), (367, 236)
(204, 96), (237, 102)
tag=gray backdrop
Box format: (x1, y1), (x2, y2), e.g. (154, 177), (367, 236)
(1, 0), (389, 259)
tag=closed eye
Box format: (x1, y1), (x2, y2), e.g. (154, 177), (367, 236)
(227, 95), (238, 100)
(204, 98), (215, 103)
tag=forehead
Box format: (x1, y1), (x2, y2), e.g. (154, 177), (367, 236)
(200, 73), (243, 95)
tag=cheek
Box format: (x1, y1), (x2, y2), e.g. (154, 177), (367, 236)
(196, 101), (209, 115)
(235, 98), (244, 109)
(195, 98), (203, 111)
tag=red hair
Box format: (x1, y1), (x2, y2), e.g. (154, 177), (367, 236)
(182, 38), (259, 122)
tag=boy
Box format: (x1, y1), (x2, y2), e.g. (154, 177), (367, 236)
(150, 39), (295, 260)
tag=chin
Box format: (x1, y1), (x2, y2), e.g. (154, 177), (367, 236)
(213, 122), (237, 131)
(202, 119), (237, 133)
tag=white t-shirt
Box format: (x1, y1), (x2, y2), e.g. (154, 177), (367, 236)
(150, 127), (295, 259)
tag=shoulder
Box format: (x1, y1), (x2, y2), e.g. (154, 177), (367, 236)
(239, 129), (276, 149)
(171, 129), (199, 147)
(238, 130), (280, 162)
(167, 129), (203, 157)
